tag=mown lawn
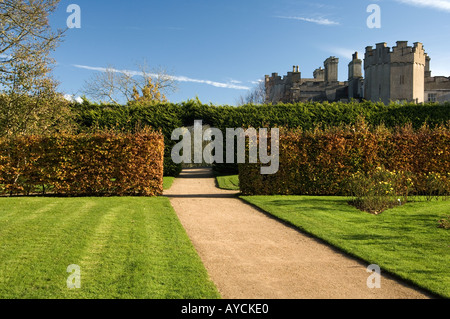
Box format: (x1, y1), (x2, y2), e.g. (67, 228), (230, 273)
(216, 175), (240, 191)
(163, 177), (175, 190)
(0, 197), (220, 299)
(241, 195), (450, 298)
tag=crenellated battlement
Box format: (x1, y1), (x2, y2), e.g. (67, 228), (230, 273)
(365, 41), (426, 68)
(264, 41), (450, 104)
(364, 41), (428, 104)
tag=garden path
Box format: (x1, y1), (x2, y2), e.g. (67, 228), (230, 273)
(164, 168), (431, 299)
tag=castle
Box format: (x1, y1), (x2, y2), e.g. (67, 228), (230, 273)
(265, 41), (450, 104)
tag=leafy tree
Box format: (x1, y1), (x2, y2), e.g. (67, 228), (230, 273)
(0, 0), (72, 137)
(131, 77), (167, 104)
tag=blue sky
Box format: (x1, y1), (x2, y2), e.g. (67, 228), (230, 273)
(50, 0), (450, 105)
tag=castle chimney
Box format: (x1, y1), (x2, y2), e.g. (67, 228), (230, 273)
(348, 52), (362, 79)
(348, 52), (363, 99)
(425, 55), (431, 78)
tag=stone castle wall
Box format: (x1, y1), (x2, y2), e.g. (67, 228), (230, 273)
(265, 58), (347, 104)
(265, 41), (450, 105)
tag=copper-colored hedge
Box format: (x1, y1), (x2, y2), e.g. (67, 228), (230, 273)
(239, 122), (449, 196)
(0, 130), (164, 196)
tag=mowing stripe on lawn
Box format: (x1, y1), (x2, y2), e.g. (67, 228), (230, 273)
(0, 199), (105, 298)
(77, 205), (121, 296)
(0, 197), (220, 299)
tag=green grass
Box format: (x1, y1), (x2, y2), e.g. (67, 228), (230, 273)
(241, 195), (450, 298)
(0, 197), (220, 299)
(163, 177), (175, 190)
(216, 175), (240, 191)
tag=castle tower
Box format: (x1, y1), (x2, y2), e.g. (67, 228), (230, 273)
(364, 41), (426, 104)
(364, 42), (391, 104)
(348, 52), (362, 79)
(348, 52), (363, 99)
(390, 41), (425, 104)
(264, 72), (283, 104)
(324, 57), (339, 83)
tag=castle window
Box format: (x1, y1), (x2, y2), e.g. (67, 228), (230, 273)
(400, 75), (405, 85)
(428, 93), (437, 102)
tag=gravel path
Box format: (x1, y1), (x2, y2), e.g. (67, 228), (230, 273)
(164, 168), (431, 299)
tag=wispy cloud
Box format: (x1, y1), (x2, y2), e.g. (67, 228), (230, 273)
(250, 79), (264, 85)
(394, 0), (450, 12)
(325, 47), (356, 60)
(73, 64), (250, 90)
(275, 15), (340, 26)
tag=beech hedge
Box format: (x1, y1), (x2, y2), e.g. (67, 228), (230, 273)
(239, 121), (450, 196)
(0, 129), (164, 196)
(71, 100), (450, 176)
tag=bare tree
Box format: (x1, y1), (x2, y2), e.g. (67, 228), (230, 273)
(82, 61), (178, 105)
(0, 0), (71, 137)
(236, 79), (267, 106)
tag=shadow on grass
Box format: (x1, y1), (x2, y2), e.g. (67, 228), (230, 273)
(339, 233), (402, 241)
(164, 193), (239, 199)
(258, 199), (354, 215)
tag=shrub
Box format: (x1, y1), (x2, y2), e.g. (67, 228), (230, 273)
(0, 129), (164, 196)
(239, 122), (449, 197)
(421, 172), (450, 201)
(71, 100), (450, 177)
(348, 167), (415, 214)
(164, 156), (183, 177)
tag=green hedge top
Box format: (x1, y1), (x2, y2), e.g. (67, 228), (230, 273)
(72, 100), (450, 133)
(72, 100), (450, 177)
